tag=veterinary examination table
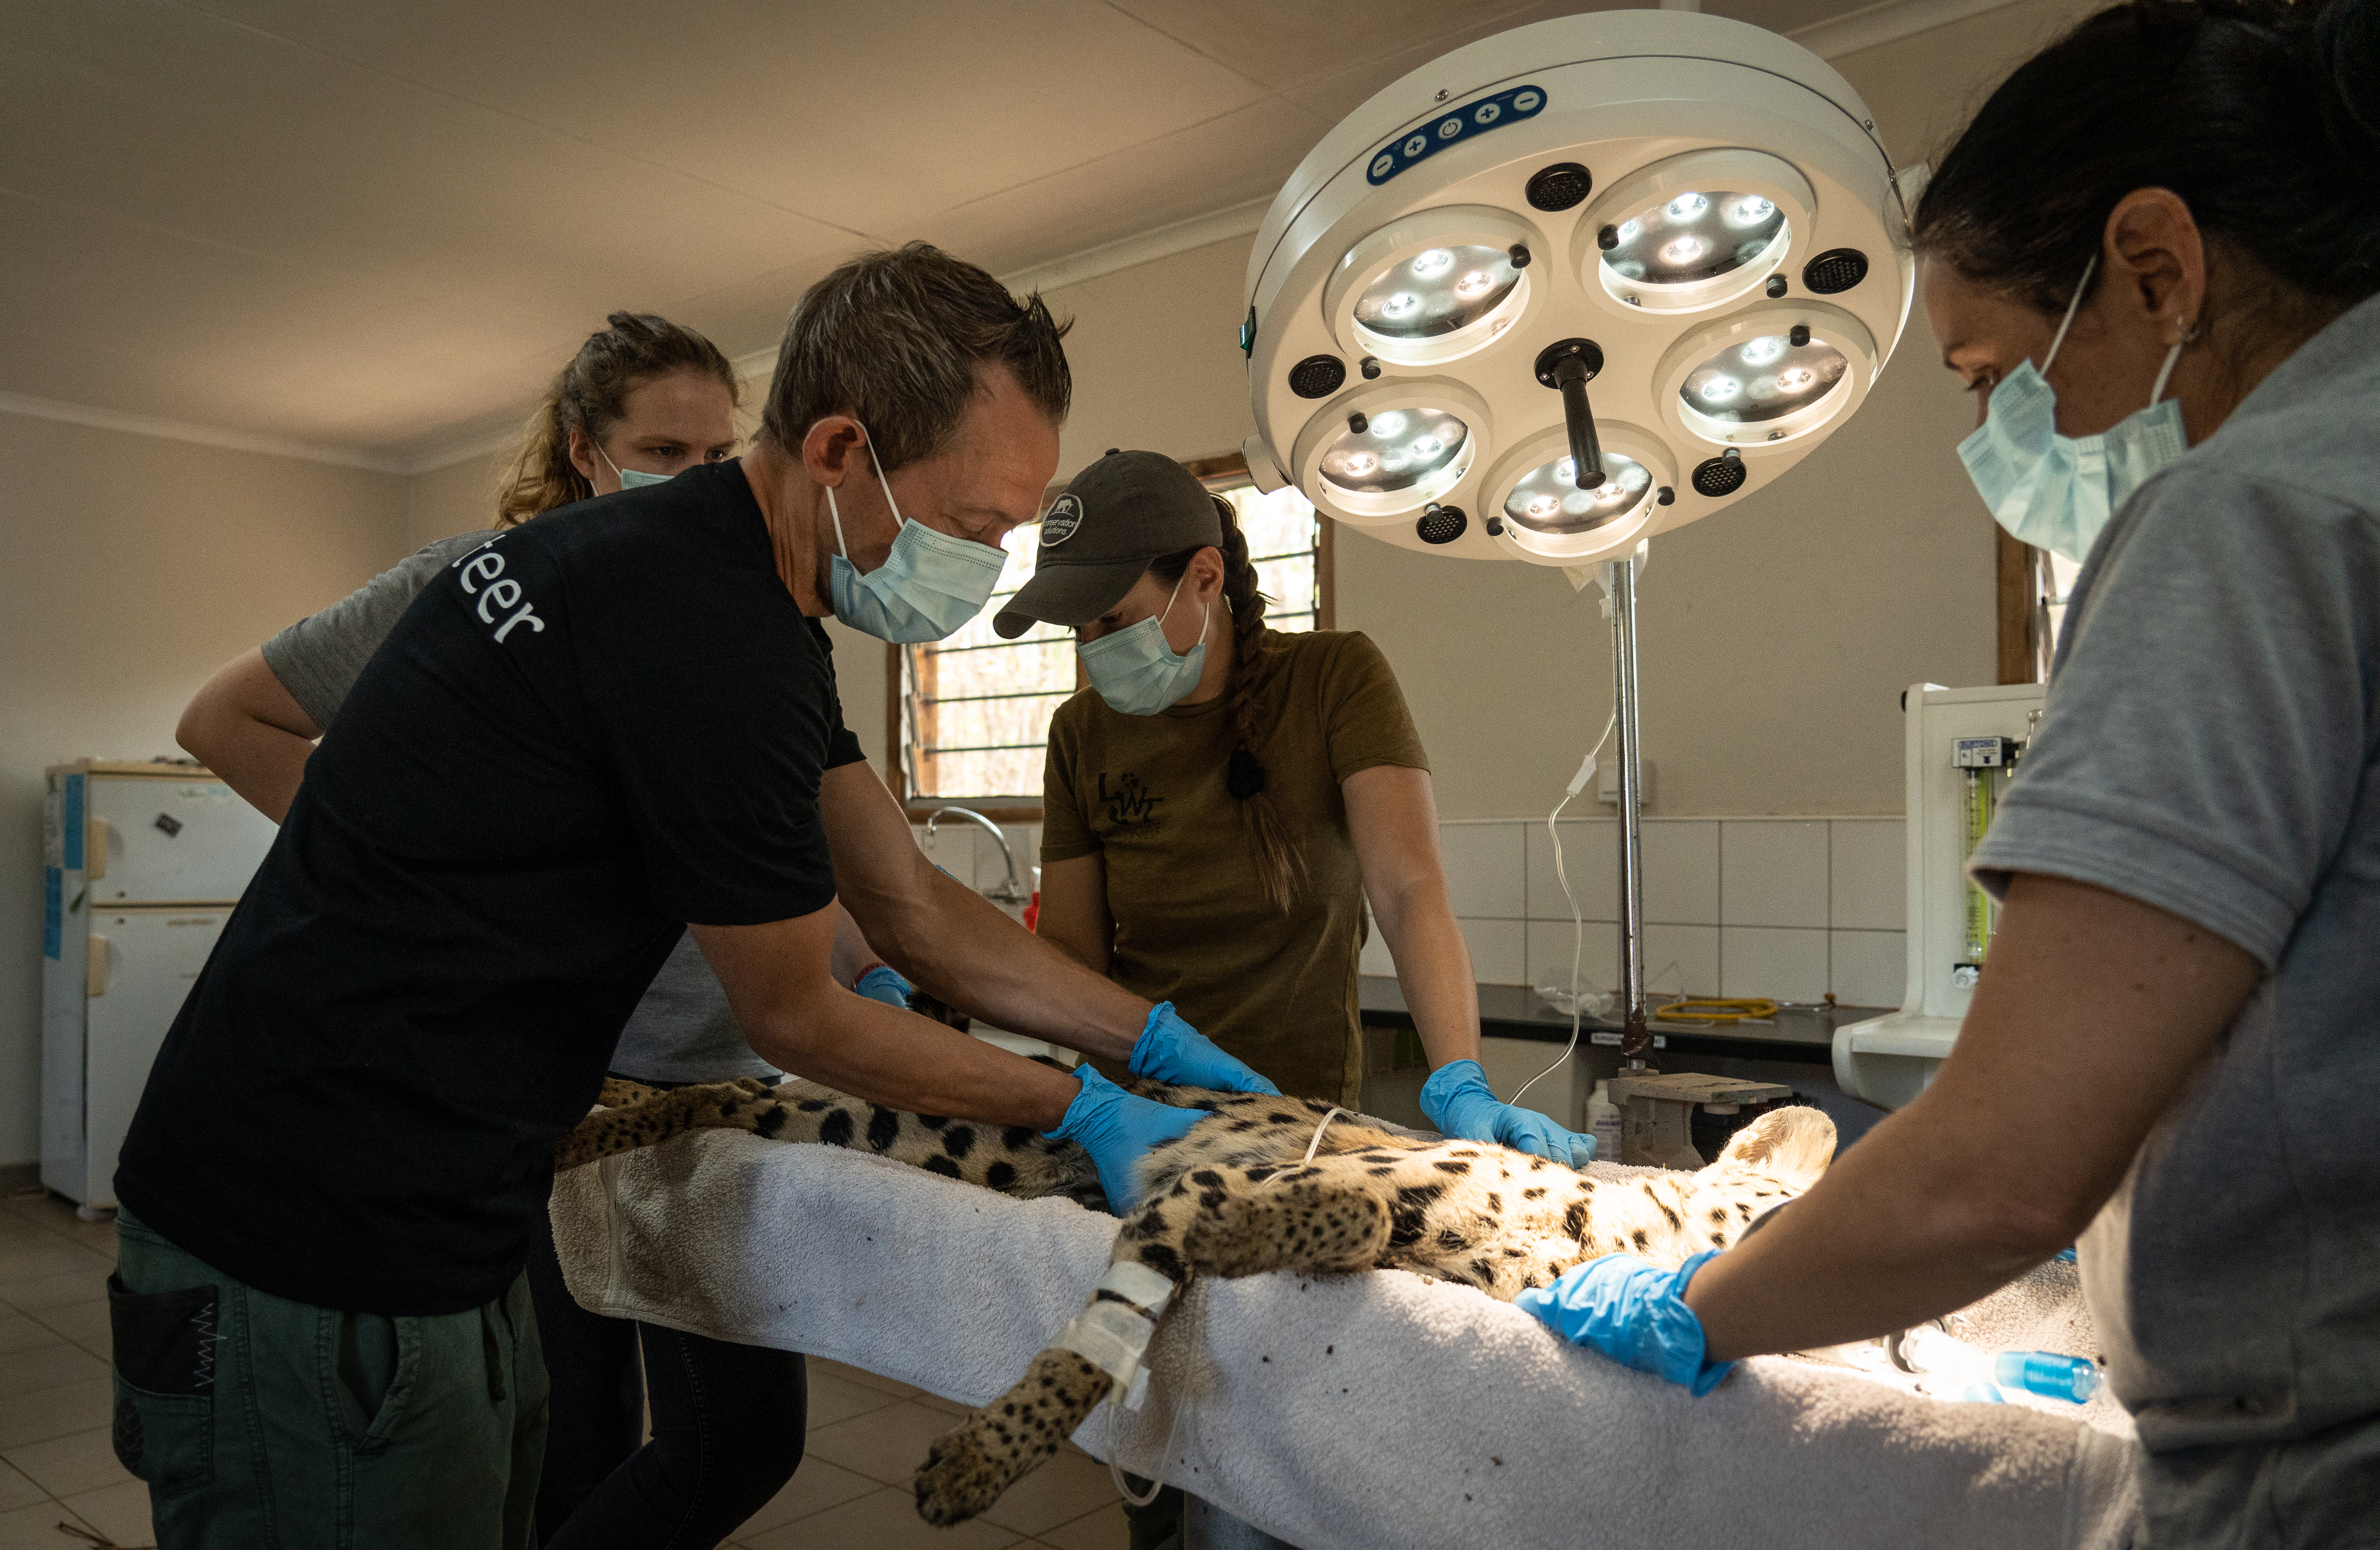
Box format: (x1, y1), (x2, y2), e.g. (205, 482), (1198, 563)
(550, 1130), (2140, 1550)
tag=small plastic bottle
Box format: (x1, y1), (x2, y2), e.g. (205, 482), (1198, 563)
(1586, 1080), (1623, 1164)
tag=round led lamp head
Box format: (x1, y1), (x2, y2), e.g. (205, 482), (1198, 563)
(1582, 150), (1815, 318)
(1291, 380), (1492, 524)
(1325, 207), (1544, 369)
(1240, 10), (1913, 564)
(1483, 424), (1673, 564)
(1654, 301), (1878, 451)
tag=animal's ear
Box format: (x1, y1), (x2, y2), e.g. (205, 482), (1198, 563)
(1714, 1105), (1836, 1189)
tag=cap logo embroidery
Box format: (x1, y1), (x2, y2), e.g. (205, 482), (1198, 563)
(1041, 494), (1084, 546)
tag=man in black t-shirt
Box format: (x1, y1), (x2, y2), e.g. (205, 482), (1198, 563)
(107, 245), (1279, 1550)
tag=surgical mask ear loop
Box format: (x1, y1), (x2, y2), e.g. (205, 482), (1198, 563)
(822, 421), (904, 564)
(2148, 317), (2198, 406)
(2038, 253), (2097, 379)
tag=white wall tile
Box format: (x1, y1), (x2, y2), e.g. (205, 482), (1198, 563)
(1720, 820), (1829, 928)
(1641, 821), (1719, 925)
(1439, 822), (1526, 919)
(1720, 926), (1829, 1001)
(1458, 918), (1528, 985)
(1525, 820), (1618, 922)
(1643, 924), (1719, 999)
(1829, 819), (1906, 932)
(1525, 919), (1619, 993)
(916, 821), (974, 880)
(1359, 926), (1396, 977)
(971, 823), (1034, 896)
(1830, 930), (1908, 1008)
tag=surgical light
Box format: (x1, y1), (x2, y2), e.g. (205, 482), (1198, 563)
(1239, 8), (1918, 1057)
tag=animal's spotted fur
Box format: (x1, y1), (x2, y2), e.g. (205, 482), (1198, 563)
(557, 1071), (1835, 1527)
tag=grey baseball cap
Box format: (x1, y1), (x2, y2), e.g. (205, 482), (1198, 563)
(993, 450), (1224, 639)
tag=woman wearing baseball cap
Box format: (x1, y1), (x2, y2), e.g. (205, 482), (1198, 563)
(998, 450), (1595, 1159)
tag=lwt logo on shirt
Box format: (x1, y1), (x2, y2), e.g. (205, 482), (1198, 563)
(449, 540), (545, 643)
(1097, 772), (1164, 826)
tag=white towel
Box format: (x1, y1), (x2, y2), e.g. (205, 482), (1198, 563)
(550, 1130), (2140, 1550)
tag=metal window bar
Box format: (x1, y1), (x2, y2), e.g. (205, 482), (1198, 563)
(917, 688), (1073, 707)
(922, 741), (1052, 756)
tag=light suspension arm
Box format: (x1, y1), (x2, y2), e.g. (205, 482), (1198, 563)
(1534, 338), (1607, 489)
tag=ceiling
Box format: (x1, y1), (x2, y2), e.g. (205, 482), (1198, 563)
(1, 0), (1924, 471)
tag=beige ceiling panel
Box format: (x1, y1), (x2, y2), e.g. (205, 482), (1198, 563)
(182, 0), (1272, 235)
(1290, 0), (1652, 127)
(916, 95), (1329, 283)
(0, 188), (614, 450)
(1104, 0), (1570, 91)
(1, 2), (861, 308)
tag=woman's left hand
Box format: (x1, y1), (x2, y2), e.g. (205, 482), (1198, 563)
(1421, 1059), (1598, 1167)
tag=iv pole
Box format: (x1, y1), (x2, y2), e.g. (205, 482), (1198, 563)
(1606, 551), (1651, 1062)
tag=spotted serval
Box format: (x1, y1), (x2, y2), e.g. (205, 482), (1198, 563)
(557, 1069), (1835, 1526)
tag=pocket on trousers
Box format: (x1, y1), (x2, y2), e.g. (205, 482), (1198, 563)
(107, 1274), (218, 1496)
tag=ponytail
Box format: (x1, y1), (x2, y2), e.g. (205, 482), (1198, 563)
(1148, 497), (1307, 910)
(492, 311), (740, 528)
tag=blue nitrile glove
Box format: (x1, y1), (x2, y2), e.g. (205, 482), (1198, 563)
(1420, 1059), (1597, 1167)
(1046, 1064), (1205, 1211)
(1515, 1250), (1734, 1396)
(853, 964), (914, 1009)
(1126, 1002), (1281, 1095)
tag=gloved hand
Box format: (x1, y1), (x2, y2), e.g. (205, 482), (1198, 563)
(1420, 1059), (1597, 1167)
(1046, 1064), (1205, 1211)
(1515, 1250), (1733, 1396)
(853, 964), (914, 1009)
(1126, 1002), (1281, 1095)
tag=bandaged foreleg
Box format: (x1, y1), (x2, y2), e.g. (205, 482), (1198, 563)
(1051, 1261), (1176, 1410)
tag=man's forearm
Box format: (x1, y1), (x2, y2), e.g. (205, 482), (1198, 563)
(182, 716), (313, 824)
(893, 869), (1150, 1062)
(749, 988), (1080, 1130)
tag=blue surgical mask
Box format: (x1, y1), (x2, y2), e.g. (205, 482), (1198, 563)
(596, 444), (674, 491)
(1958, 255), (2192, 563)
(1079, 573), (1208, 715)
(825, 426), (1007, 644)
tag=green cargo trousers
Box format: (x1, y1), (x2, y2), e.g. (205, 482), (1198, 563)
(109, 1208), (549, 1550)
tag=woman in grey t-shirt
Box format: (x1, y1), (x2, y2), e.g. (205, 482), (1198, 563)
(179, 311), (906, 1549)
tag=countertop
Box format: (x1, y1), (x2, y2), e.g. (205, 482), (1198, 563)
(1358, 975), (1887, 1066)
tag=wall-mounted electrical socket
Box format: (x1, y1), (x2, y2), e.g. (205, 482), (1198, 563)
(1598, 758), (1655, 808)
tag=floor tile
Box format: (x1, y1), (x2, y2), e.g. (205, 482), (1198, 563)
(0, 1311), (64, 1358)
(1039, 1500), (1130, 1550)
(0, 1268), (111, 1316)
(803, 1399), (961, 1487)
(911, 1391), (973, 1418)
(4, 1425), (132, 1499)
(731, 1456), (878, 1538)
(805, 1369), (905, 1430)
(740, 1484), (1022, 1550)
(60, 1478), (152, 1549)
(0, 1377), (115, 1452)
(973, 1445), (1121, 1537)
(806, 1357), (920, 1399)
(0, 1498), (98, 1550)
(27, 1303), (109, 1354)
(0, 1244), (104, 1290)
(0, 1344), (108, 1402)
(0, 1464), (43, 1513)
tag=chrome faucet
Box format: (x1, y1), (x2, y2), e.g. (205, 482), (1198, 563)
(924, 806), (1029, 903)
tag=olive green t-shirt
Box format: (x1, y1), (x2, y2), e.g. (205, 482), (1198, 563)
(1042, 629), (1428, 1103)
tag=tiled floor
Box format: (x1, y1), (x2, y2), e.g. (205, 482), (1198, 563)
(0, 1186), (1121, 1550)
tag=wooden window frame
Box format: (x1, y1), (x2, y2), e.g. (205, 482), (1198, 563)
(884, 451), (1333, 820)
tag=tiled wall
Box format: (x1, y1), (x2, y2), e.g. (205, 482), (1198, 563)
(1362, 817), (1908, 1008)
(911, 813), (1909, 1009)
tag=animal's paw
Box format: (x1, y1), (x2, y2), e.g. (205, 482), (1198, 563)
(913, 1350), (1112, 1525)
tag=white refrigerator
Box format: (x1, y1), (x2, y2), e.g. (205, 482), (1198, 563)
(41, 760), (276, 1214)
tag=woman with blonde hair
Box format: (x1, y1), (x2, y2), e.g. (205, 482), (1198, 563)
(178, 311), (901, 1549)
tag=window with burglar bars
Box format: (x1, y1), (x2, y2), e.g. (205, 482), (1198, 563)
(893, 464), (1329, 812)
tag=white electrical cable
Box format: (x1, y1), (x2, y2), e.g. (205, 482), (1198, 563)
(1510, 710), (1616, 1109)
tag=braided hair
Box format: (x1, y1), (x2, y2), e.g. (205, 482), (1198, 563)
(1144, 496), (1307, 910)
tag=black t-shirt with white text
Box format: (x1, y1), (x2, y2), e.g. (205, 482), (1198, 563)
(116, 461), (863, 1314)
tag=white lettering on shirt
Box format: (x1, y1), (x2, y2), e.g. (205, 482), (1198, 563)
(452, 543), (544, 644)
